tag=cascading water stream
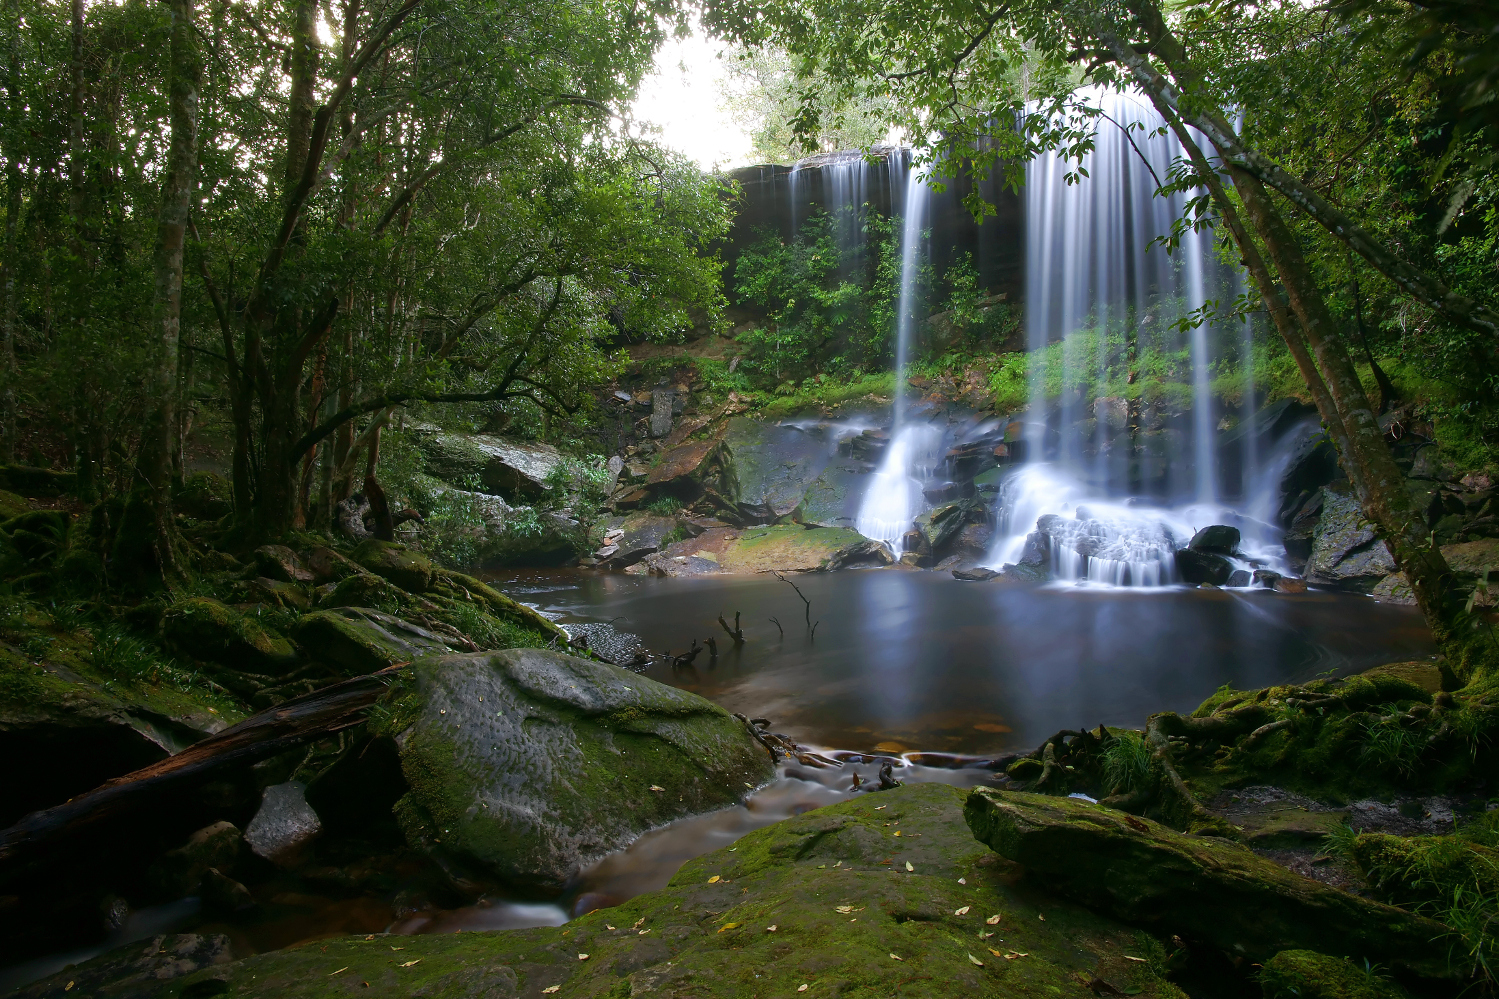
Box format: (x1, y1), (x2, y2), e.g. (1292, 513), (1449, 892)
(856, 159), (932, 553)
(988, 86), (1273, 585)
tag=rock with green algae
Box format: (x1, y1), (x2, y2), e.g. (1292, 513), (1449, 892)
(351, 538), (434, 593)
(378, 647), (775, 893)
(720, 416), (833, 521)
(316, 571), (414, 613)
(11, 932), (234, 999)
(428, 569), (566, 640)
(289, 607), (457, 675)
(1259, 950), (1407, 999)
(106, 784), (1190, 999)
(792, 459), (868, 529)
(159, 596), (298, 674)
(963, 788), (1456, 979)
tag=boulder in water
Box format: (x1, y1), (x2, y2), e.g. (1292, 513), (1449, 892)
(952, 565), (999, 581)
(244, 781), (322, 867)
(378, 648), (774, 892)
(1174, 548), (1233, 586)
(1188, 524), (1240, 554)
(720, 417), (833, 522)
(8, 933), (234, 999)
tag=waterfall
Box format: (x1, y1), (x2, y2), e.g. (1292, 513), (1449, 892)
(856, 159), (932, 553)
(991, 86), (1270, 585)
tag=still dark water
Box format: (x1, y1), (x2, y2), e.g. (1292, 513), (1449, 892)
(490, 569), (1437, 755)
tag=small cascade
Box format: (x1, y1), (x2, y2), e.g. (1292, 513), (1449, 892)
(856, 162), (932, 553)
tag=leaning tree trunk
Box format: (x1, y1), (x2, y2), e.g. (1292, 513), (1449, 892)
(112, 0), (200, 588)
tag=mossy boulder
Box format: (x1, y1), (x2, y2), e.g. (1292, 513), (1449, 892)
(1305, 486), (1397, 591)
(963, 788), (1455, 979)
(1260, 950), (1406, 999)
(10, 933), (234, 999)
(429, 569), (567, 640)
(792, 460), (869, 529)
(134, 783), (1189, 999)
(159, 597), (298, 674)
(378, 647), (775, 893)
(719, 524), (876, 573)
(289, 607), (457, 675)
(173, 471), (232, 520)
(251, 544), (313, 583)
(0, 464), (76, 497)
(317, 572), (412, 613)
(302, 545), (365, 584)
(351, 538), (434, 593)
(721, 417), (833, 521)
(0, 488), (29, 521)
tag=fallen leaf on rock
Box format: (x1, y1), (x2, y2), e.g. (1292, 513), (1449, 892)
(399, 960), (421, 968)
(958, 878), (967, 885)
(606, 925), (616, 930)
(767, 925), (778, 932)
(329, 968), (348, 976)
(1004, 952), (1029, 960)
(835, 905), (864, 914)
(578, 954), (589, 961)
(978, 932), (995, 939)
(1123, 956), (1146, 962)
(954, 906), (971, 916)
(968, 953), (984, 967)
(905, 862), (914, 872)
(707, 875), (721, 883)
(890, 954), (903, 961)
(542, 988), (560, 995)
(798, 986), (809, 993)
(718, 923), (741, 933)
(633, 918), (645, 928)
(1038, 914), (1046, 920)
(986, 914), (1002, 925)
(893, 831), (902, 837)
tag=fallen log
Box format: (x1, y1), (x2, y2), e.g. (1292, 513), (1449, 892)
(0, 663), (409, 872)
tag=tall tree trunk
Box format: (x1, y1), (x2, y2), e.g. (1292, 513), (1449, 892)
(1, 0), (21, 464)
(67, 0), (86, 258)
(113, 0), (200, 588)
(284, 0), (320, 193)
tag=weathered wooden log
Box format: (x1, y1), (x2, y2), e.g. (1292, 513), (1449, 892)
(0, 664), (408, 872)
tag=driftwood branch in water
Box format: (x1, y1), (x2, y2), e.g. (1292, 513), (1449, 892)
(717, 611), (745, 646)
(0, 664), (410, 873)
(769, 616), (783, 638)
(773, 571), (812, 630)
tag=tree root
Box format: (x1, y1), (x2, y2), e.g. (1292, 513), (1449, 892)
(1244, 718), (1293, 748)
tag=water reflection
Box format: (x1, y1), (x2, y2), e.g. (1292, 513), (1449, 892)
(492, 569), (1436, 755)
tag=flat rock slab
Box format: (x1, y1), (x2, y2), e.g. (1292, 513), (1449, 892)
(647, 438), (722, 486)
(964, 788), (1455, 979)
(381, 648), (775, 893)
(720, 524), (873, 573)
(125, 784), (1190, 999)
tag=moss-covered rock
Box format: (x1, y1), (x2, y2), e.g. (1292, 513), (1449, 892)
(0, 488), (29, 521)
(378, 647), (775, 893)
(963, 789), (1455, 979)
(111, 784), (1190, 999)
(429, 569), (567, 640)
(302, 545), (365, 584)
(174, 471), (232, 521)
(289, 607), (457, 675)
(1305, 486), (1397, 591)
(721, 417), (834, 521)
(159, 597), (298, 674)
(317, 572), (413, 614)
(0, 464), (76, 497)
(719, 524), (875, 573)
(252, 544), (314, 583)
(351, 539), (434, 593)
(11, 933), (234, 999)
(792, 459), (869, 529)
(1260, 950), (1406, 999)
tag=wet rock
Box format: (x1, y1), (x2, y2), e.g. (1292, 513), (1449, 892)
(146, 821), (244, 898)
(199, 868), (256, 915)
(825, 539), (893, 570)
(244, 781), (322, 867)
(351, 539), (434, 593)
(1188, 525), (1240, 554)
(720, 418), (833, 521)
(964, 788), (1454, 978)
(1227, 569), (1252, 587)
(289, 607), (458, 675)
(159, 597), (298, 673)
(413, 429), (563, 501)
(598, 512), (679, 568)
(650, 387), (675, 437)
(645, 438), (723, 488)
(1304, 487), (1396, 591)
(250, 545), (312, 584)
(237, 577), (311, 611)
(378, 648), (774, 893)
(1174, 548), (1233, 586)
(1371, 537), (1499, 607)
(10, 933), (234, 999)
(718, 524), (876, 573)
(952, 565), (999, 581)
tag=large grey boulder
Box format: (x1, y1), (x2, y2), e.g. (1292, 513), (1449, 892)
(245, 782), (322, 867)
(720, 418), (833, 522)
(414, 429), (563, 501)
(1304, 486), (1396, 590)
(792, 460), (871, 529)
(378, 648), (775, 893)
